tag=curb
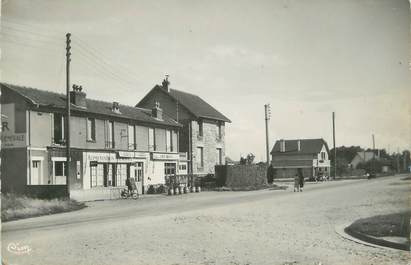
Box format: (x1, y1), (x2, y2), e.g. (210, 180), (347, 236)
(334, 223), (408, 252)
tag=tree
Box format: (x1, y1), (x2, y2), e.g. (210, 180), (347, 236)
(240, 153), (255, 165)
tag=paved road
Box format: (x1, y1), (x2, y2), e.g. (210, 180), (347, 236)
(2, 175), (410, 265)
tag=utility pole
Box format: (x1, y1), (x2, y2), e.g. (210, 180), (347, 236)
(332, 112), (336, 179)
(372, 134), (375, 175)
(65, 33), (71, 197)
(264, 104), (271, 166)
(397, 147), (400, 174)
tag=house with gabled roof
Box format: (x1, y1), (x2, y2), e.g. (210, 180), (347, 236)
(270, 138), (331, 179)
(350, 151), (380, 169)
(136, 77), (231, 176)
(1, 83), (187, 200)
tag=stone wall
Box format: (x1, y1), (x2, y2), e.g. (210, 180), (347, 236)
(191, 119), (225, 176)
(215, 165), (267, 189)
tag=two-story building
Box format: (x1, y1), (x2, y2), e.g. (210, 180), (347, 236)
(136, 77), (231, 176)
(1, 83), (187, 200)
(270, 138), (331, 179)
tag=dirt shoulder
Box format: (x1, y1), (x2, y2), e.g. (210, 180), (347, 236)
(1, 194), (86, 222)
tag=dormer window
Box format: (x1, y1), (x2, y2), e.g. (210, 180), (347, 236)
(112, 102), (121, 114)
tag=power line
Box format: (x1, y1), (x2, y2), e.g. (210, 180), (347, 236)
(2, 19), (141, 85)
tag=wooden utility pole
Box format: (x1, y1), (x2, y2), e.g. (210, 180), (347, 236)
(65, 33), (71, 197)
(397, 147), (400, 174)
(372, 134), (375, 174)
(264, 104), (271, 165)
(332, 112), (336, 179)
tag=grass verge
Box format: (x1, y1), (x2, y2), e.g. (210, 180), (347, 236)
(345, 211), (410, 251)
(1, 193), (86, 222)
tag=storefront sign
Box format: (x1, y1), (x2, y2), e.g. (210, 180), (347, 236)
(118, 151), (149, 159)
(86, 152), (117, 162)
(152, 153), (180, 161)
(1, 104), (27, 149)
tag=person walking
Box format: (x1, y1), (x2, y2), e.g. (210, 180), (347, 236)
(298, 168), (304, 192)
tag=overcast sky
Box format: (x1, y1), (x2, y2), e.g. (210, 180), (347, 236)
(1, 0), (410, 161)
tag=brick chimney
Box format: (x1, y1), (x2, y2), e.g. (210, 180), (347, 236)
(280, 139), (286, 152)
(162, 75), (170, 92)
(152, 101), (163, 120)
(112, 101), (121, 114)
(70, 84), (87, 108)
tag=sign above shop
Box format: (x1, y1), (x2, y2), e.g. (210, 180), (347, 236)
(152, 153), (180, 161)
(118, 151), (149, 159)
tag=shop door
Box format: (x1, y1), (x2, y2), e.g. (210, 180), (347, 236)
(136, 162), (144, 194)
(31, 160), (41, 185)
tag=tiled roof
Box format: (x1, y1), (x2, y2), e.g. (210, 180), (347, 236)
(271, 138), (329, 155)
(138, 85), (231, 122)
(2, 83), (181, 127)
(271, 159), (313, 168)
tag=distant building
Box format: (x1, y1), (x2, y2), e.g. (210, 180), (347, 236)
(1, 83), (187, 200)
(270, 138), (331, 179)
(136, 77), (231, 177)
(350, 151), (379, 169)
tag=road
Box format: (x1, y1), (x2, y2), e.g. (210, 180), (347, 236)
(2, 174), (410, 265)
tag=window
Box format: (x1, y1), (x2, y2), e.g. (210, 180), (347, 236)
(148, 128), (155, 151)
(165, 163), (176, 176)
(166, 130), (172, 152)
(115, 164), (127, 186)
(87, 118), (96, 141)
(179, 164), (187, 171)
(91, 163), (104, 187)
(198, 121), (203, 137)
(53, 113), (65, 144)
(128, 125), (135, 150)
(217, 122), (222, 139)
(216, 148), (222, 165)
(321, 152), (326, 160)
(197, 147), (204, 168)
(105, 121), (114, 148)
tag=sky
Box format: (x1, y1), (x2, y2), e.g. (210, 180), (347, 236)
(1, 0), (410, 161)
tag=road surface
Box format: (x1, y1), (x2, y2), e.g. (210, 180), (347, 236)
(2, 174), (410, 265)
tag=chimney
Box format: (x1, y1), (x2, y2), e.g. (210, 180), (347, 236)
(70, 84), (87, 108)
(112, 101), (121, 114)
(152, 101), (163, 120)
(280, 139), (286, 152)
(162, 75), (170, 92)
(297, 140), (301, 152)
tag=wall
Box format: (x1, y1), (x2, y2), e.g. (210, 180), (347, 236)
(1, 148), (27, 194)
(191, 119), (225, 175)
(29, 111), (52, 147)
(274, 167), (312, 179)
(215, 165), (267, 189)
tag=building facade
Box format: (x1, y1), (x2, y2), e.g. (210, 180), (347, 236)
(1, 83), (187, 201)
(271, 138), (331, 179)
(136, 77), (231, 176)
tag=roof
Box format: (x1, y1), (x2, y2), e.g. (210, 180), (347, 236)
(271, 138), (329, 155)
(271, 159), (313, 168)
(2, 83), (181, 128)
(138, 85), (231, 123)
